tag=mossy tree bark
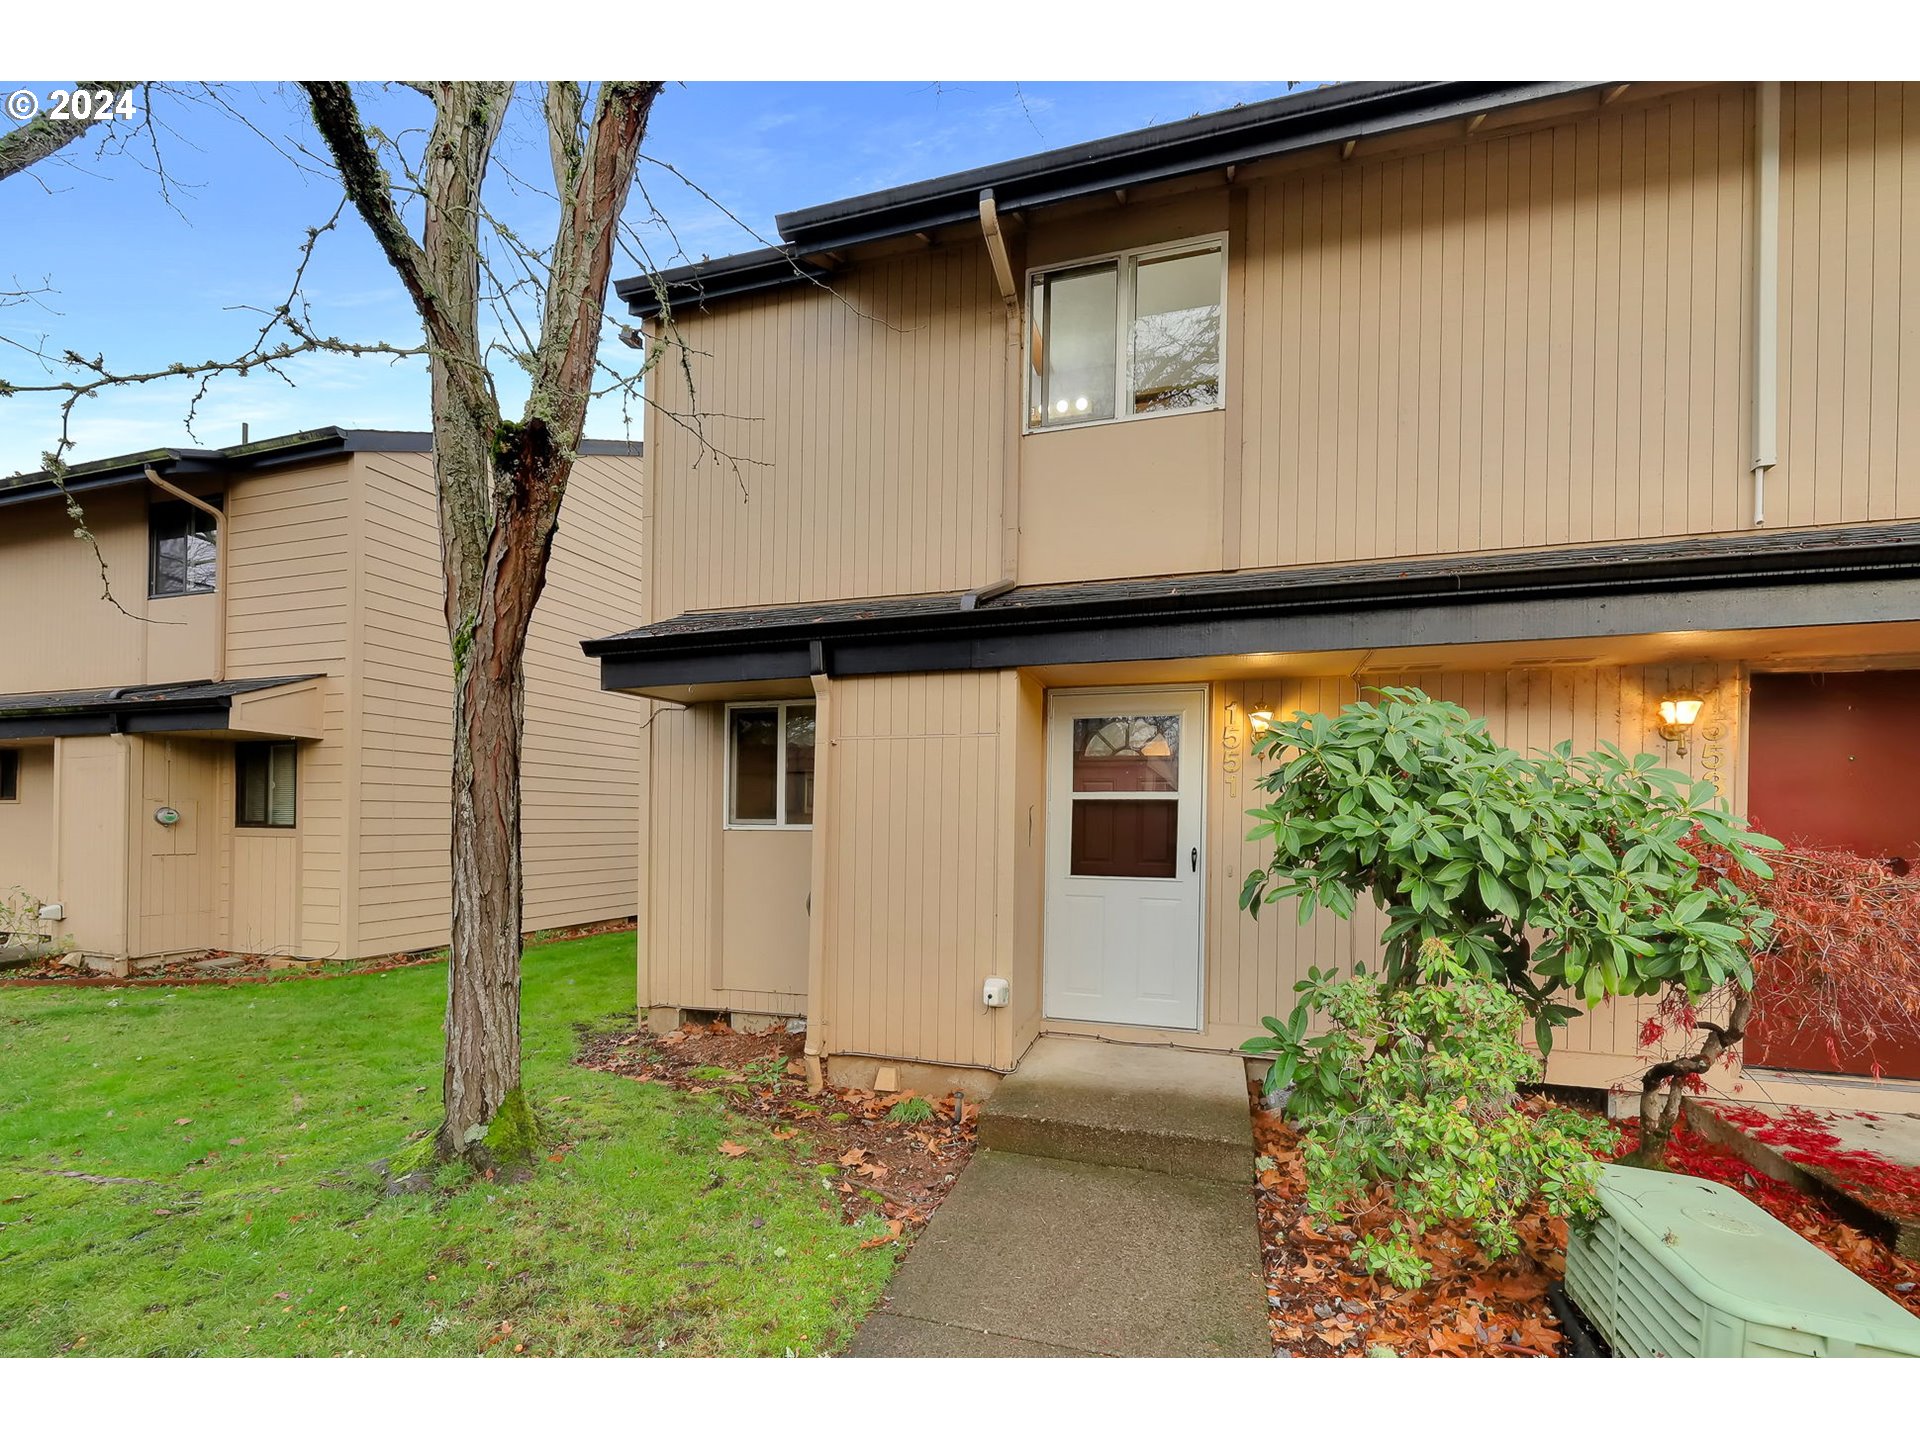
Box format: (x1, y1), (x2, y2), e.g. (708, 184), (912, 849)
(304, 80), (660, 1163)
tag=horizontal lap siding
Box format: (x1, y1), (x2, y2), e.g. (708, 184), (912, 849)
(355, 452), (645, 955)
(1209, 664), (1743, 1090)
(647, 246), (1003, 621)
(522, 455), (645, 934)
(1239, 87), (1757, 568)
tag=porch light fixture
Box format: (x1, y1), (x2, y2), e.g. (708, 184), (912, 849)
(1657, 691), (1705, 754)
(1249, 709), (1275, 734)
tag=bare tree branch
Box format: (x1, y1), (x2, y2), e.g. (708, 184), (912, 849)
(0, 83), (136, 182)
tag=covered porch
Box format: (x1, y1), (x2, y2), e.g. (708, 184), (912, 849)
(591, 522), (1920, 1113)
(0, 675), (325, 967)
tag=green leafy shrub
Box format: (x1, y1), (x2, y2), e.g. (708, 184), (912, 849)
(1246, 939), (1611, 1287)
(886, 1097), (936, 1124)
(1240, 687), (1779, 1051)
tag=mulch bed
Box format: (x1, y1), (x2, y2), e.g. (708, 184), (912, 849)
(1252, 1089), (1573, 1357)
(0, 919), (637, 989)
(575, 1020), (978, 1240)
(1252, 1090), (1920, 1358)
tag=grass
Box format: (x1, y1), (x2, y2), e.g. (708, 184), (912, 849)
(0, 932), (895, 1356)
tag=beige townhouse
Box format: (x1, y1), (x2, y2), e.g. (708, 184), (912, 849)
(0, 427), (645, 968)
(587, 81), (1920, 1108)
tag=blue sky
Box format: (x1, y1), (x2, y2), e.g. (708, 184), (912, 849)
(0, 80), (1294, 476)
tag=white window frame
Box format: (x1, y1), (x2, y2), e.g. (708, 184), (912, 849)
(1022, 232), (1229, 436)
(724, 700), (816, 831)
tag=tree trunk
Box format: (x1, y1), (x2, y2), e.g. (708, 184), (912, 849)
(440, 608), (530, 1159)
(1628, 987), (1752, 1168)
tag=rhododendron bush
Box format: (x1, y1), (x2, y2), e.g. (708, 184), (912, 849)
(1239, 688), (1783, 1187)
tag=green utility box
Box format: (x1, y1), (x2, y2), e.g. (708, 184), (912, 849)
(1565, 1164), (1920, 1357)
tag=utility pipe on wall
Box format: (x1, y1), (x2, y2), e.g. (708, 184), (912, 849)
(1751, 81), (1780, 527)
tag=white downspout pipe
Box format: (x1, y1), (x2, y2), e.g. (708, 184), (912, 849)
(1751, 81), (1780, 527)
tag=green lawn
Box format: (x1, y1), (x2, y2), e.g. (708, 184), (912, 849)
(0, 933), (894, 1356)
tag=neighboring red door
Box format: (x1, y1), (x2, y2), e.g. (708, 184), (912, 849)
(1745, 671), (1920, 1079)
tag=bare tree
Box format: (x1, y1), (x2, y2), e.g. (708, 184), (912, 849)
(4, 81), (665, 1169)
(299, 81), (661, 1164)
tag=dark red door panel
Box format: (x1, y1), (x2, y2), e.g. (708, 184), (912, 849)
(1746, 671), (1920, 1079)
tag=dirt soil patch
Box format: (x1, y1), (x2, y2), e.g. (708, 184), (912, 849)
(1252, 1086), (1573, 1358)
(0, 919), (636, 989)
(576, 1020), (978, 1241)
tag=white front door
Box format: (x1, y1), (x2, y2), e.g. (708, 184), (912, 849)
(1043, 688), (1206, 1030)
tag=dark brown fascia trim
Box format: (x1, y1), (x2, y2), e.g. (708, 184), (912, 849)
(617, 81), (1598, 318)
(590, 525), (1920, 692)
(2, 429), (639, 509)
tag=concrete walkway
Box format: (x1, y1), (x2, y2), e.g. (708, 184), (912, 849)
(849, 1039), (1269, 1357)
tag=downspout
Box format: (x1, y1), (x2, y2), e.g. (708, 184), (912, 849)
(145, 466), (226, 680)
(802, 661), (835, 1094)
(1751, 82), (1780, 527)
(973, 187), (1023, 605)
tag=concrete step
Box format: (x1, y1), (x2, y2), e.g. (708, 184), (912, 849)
(847, 1150), (1268, 1357)
(979, 1036), (1254, 1184)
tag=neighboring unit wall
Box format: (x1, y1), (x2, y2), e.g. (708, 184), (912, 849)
(1772, 82), (1920, 529)
(644, 245), (1007, 621)
(0, 486), (221, 691)
(0, 744), (57, 903)
(224, 458), (355, 957)
(127, 737), (223, 959)
(354, 449), (644, 955)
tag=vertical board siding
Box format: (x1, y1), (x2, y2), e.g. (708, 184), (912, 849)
(1238, 87), (1763, 570)
(225, 461), (354, 955)
(1775, 83), (1920, 529)
(824, 672), (1003, 1069)
(128, 737), (223, 957)
(1207, 663), (1743, 1088)
(354, 451), (644, 953)
(645, 703), (805, 1016)
(647, 245), (1003, 621)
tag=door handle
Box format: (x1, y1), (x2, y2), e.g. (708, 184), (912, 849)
(1190, 846), (1198, 873)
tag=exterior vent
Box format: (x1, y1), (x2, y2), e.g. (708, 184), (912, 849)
(1566, 1164), (1920, 1358)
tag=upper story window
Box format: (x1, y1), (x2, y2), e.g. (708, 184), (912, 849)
(727, 701), (816, 829)
(149, 498), (219, 598)
(1027, 236), (1226, 431)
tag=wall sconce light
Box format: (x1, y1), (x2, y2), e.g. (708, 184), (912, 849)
(1249, 708), (1275, 734)
(1657, 691), (1705, 754)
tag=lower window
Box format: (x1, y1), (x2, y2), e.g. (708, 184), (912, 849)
(235, 741), (297, 828)
(0, 748), (18, 802)
(727, 701), (815, 828)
